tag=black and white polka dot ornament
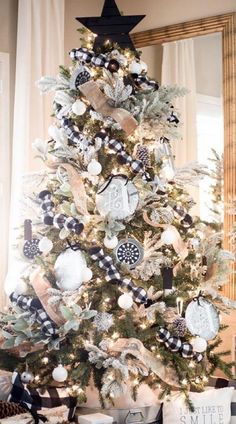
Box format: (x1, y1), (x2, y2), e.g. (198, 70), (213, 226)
(70, 66), (90, 89)
(115, 238), (143, 269)
(23, 219), (41, 260)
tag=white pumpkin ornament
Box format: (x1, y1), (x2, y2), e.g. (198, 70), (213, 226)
(191, 336), (207, 353)
(52, 364), (68, 382)
(54, 248), (88, 291)
(118, 293), (133, 310)
(72, 99), (86, 116)
(104, 235), (118, 249)
(38, 237), (53, 254)
(87, 159), (102, 176)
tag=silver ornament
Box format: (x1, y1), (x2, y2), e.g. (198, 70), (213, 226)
(115, 238), (143, 269)
(96, 176), (139, 220)
(21, 370), (34, 384)
(54, 248), (87, 291)
(185, 297), (220, 341)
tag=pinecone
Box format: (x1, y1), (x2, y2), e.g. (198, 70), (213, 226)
(173, 317), (187, 337)
(0, 400), (27, 418)
(135, 144), (151, 167)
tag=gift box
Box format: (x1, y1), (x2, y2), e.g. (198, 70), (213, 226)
(78, 413), (113, 424)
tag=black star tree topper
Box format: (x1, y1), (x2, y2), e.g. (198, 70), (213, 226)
(76, 0), (145, 51)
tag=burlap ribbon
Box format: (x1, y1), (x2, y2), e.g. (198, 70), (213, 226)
(61, 163), (89, 216)
(143, 211), (188, 261)
(30, 268), (65, 326)
(109, 338), (180, 387)
(79, 80), (138, 135)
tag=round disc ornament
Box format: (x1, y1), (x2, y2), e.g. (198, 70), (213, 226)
(23, 219), (41, 260)
(96, 176), (139, 220)
(115, 238), (143, 269)
(70, 66), (90, 89)
(185, 297), (220, 341)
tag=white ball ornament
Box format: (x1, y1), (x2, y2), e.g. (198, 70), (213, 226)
(104, 236), (118, 249)
(15, 280), (28, 295)
(21, 371), (34, 384)
(129, 60), (143, 75)
(87, 159), (102, 176)
(54, 249), (87, 291)
(72, 99), (86, 116)
(118, 293), (133, 310)
(52, 364), (68, 382)
(39, 237), (53, 254)
(161, 228), (177, 245)
(82, 267), (93, 282)
(191, 336), (207, 353)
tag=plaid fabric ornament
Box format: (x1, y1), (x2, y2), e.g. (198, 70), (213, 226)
(10, 292), (57, 337)
(173, 204), (193, 228)
(95, 132), (144, 175)
(88, 246), (148, 304)
(60, 117), (88, 151)
(38, 190), (84, 235)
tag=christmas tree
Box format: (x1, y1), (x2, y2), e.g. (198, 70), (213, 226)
(1, 0), (236, 414)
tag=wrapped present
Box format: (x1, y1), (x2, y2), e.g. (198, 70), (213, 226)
(78, 413), (113, 424)
(8, 372), (77, 423)
(0, 404), (70, 423)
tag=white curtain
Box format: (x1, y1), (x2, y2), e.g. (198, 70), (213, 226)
(161, 39), (199, 213)
(3, 0), (65, 310)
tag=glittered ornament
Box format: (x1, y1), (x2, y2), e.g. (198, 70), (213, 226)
(87, 159), (102, 176)
(118, 293), (133, 310)
(20, 370), (34, 384)
(70, 66), (90, 89)
(93, 312), (114, 331)
(104, 235), (118, 249)
(38, 237), (53, 254)
(23, 219), (41, 260)
(72, 99), (87, 115)
(96, 176), (139, 220)
(191, 336), (207, 353)
(185, 297), (220, 341)
(173, 317), (186, 337)
(115, 238), (143, 269)
(54, 248), (87, 291)
(52, 364), (68, 382)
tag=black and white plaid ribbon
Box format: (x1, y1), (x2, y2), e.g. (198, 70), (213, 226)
(133, 75), (159, 90)
(9, 372), (77, 423)
(173, 204), (193, 227)
(95, 131), (144, 174)
(38, 190), (84, 235)
(157, 327), (203, 362)
(10, 292), (57, 337)
(60, 117), (88, 152)
(88, 246), (148, 304)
